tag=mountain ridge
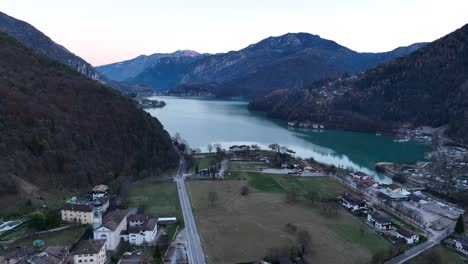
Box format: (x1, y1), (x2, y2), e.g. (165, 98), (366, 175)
(115, 32), (426, 97)
(0, 11), (154, 94)
(96, 49), (201, 81)
(0, 31), (179, 199)
(249, 24), (468, 144)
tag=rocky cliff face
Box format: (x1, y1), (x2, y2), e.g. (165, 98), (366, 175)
(126, 32), (425, 96)
(0, 11), (104, 82)
(96, 50), (201, 81)
(0, 32), (179, 196)
(250, 24), (468, 144)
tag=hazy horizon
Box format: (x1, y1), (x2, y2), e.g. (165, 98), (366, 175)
(2, 0), (467, 66)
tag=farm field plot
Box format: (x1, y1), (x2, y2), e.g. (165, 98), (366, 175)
(408, 245), (467, 264)
(229, 162), (273, 171)
(124, 182), (182, 220)
(192, 154), (218, 171)
(187, 175), (395, 264)
(1, 225), (86, 254)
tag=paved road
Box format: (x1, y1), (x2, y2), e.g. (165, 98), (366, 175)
(175, 159), (206, 264)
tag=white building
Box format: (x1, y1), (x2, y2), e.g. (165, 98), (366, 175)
(93, 210), (127, 251)
(455, 237), (468, 255)
(61, 203), (94, 225)
(396, 228), (419, 244)
(72, 240), (106, 264)
(92, 184), (109, 199)
(127, 216), (158, 245)
(367, 211), (392, 230)
(340, 192), (367, 212)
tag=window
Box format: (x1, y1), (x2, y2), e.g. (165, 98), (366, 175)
(78, 260), (82, 263)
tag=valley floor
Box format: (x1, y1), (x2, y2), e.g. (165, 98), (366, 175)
(186, 173), (395, 263)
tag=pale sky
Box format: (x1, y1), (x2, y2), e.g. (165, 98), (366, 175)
(1, 0), (467, 66)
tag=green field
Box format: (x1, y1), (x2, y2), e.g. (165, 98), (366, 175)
(229, 171), (346, 199)
(327, 224), (392, 255)
(1, 225), (86, 254)
(124, 182), (182, 220)
(408, 245), (467, 264)
(187, 179), (394, 264)
(193, 154), (218, 171)
(229, 162), (273, 171)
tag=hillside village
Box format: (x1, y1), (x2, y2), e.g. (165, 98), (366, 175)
(1, 142), (468, 263)
(0, 183), (180, 264)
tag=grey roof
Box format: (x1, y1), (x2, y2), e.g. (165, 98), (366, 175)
(92, 184), (109, 192)
(455, 237), (468, 247)
(127, 218), (157, 233)
(71, 240), (105, 255)
(102, 210), (127, 231)
(342, 192), (365, 205)
(145, 219), (157, 231)
(44, 246), (69, 259)
(62, 203), (92, 212)
(369, 211), (391, 223)
(128, 214), (147, 222)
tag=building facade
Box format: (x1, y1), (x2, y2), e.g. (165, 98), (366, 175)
(61, 204), (94, 224)
(72, 240), (106, 264)
(367, 211), (392, 230)
(455, 237), (468, 255)
(396, 228), (419, 244)
(93, 210), (127, 251)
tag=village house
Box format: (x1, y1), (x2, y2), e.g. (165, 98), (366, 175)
(28, 246), (69, 264)
(229, 145), (250, 153)
(358, 178), (378, 188)
(93, 210), (127, 251)
(378, 188), (409, 201)
(0, 249), (34, 264)
(61, 203), (94, 224)
(124, 214), (158, 246)
(340, 192), (367, 212)
(71, 240), (107, 264)
(455, 237), (468, 255)
(396, 228), (420, 244)
(367, 211), (392, 230)
(92, 184), (109, 199)
(350, 171), (371, 180)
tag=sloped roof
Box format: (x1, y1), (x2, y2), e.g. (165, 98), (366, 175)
(62, 203), (92, 212)
(397, 227), (415, 238)
(102, 210), (127, 231)
(72, 240), (105, 255)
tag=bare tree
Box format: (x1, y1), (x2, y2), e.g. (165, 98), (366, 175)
(286, 190), (298, 204)
(213, 143), (222, 152)
(240, 186), (249, 196)
(250, 144), (261, 151)
(208, 191), (218, 207)
(207, 144), (213, 153)
(268, 143), (280, 153)
(297, 230), (312, 255)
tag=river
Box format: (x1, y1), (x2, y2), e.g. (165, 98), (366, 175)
(146, 96), (427, 181)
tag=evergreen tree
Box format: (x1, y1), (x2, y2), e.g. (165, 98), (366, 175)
(153, 245), (162, 263)
(455, 215), (465, 234)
